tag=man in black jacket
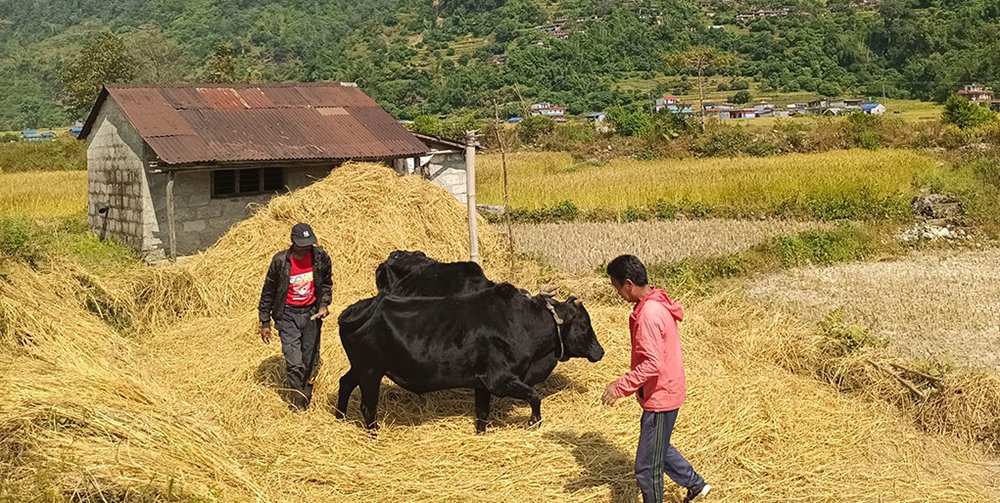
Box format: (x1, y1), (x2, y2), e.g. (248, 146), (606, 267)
(258, 223), (333, 410)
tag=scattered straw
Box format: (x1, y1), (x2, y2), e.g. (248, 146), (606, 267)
(2, 163), (998, 501)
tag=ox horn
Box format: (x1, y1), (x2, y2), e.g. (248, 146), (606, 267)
(573, 298), (583, 306)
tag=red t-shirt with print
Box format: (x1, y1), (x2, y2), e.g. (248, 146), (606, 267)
(286, 253), (316, 307)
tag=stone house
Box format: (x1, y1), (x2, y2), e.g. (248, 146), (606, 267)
(393, 133), (479, 204)
(79, 83), (428, 261)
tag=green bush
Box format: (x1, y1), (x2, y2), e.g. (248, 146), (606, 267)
(411, 115), (444, 136)
(620, 206), (646, 222)
(729, 79), (750, 90)
(651, 111), (698, 139)
(695, 126), (753, 156)
(0, 216), (42, 264)
(551, 200), (579, 220)
(517, 115), (555, 143)
(607, 106), (651, 137)
(730, 90), (752, 104)
(772, 224), (874, 267)
(540, 123), (597, 151)
(818, 308), (878, 354)
(841, 112), (884, 150)
(803, 187), (909, 220)
(773, 121), (811, 152)
(684, 200), (714, 218)
(943, 94), (997, 130)
(650, 199), (679, 219)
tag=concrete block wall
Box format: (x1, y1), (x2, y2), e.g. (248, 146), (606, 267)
(426, 152), (469, 204)
(146, 165), (333, 256)
(397, 152), (469, 204)
(86, 100), (147, 251)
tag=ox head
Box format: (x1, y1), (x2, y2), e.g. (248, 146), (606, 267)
(554, 296), (604, 363)
(375, 250), (434, 293)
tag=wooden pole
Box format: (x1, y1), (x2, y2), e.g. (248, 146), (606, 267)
(166, 170), (177, 262)
(465, 130), (480, 264)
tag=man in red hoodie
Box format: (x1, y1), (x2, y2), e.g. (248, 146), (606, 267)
(602, 255), (711, 503)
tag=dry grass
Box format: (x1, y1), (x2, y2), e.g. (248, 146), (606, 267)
(747, 247), (1000, 371)
(510, 219), (828, 273)
(0, 170), (86, 219)
(477, 149), (943, 217)
(2, 163), (999, 502)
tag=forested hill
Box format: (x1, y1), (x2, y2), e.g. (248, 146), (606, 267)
(2, 0), (1000, 129)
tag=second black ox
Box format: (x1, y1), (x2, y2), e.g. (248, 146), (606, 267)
(374, 250), (494, 296)
(335, 283), (604, 434)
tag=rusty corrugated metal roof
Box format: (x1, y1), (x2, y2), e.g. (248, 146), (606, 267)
(79, 83), (427, 167)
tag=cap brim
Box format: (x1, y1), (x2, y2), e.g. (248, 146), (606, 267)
(292, 235), (317, 247)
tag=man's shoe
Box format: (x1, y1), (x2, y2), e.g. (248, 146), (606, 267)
(684, 483), (711, 503)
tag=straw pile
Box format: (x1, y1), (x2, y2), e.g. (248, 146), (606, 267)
(2, 163), (998, 502)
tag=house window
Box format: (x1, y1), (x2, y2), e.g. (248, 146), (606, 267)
(212, 168), (285, 198)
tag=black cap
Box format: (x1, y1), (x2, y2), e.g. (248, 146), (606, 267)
(291, 223), (318, 247)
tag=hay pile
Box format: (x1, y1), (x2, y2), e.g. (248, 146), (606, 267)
(179, 162), (546, 314)
(2, 163), (999, 501)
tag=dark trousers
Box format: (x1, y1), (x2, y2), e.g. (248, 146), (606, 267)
(276, 304), (321, 410)
(636, 409), (704, 503)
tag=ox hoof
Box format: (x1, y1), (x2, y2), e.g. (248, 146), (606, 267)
(333, 409), (346, 420)
(525, 417), (542, 429)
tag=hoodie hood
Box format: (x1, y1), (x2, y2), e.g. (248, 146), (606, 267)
(636, 287), (684, 321)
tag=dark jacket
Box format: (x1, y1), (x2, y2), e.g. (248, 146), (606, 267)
(258, 246), (333, 326)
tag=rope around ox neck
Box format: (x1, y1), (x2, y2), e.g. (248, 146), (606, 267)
(543, 301), (565, 360)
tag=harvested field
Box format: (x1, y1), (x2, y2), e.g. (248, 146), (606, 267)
(747, 247), (1000, 371)
(2, 164), (999, 502)
(511, 219), (827, 273)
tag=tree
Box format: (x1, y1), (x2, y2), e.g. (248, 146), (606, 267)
(817, 81), (843, 97)
(730, 90), (752, 104)
(607, 105), (651, 137)
(203, 43), (239, 83)
(943, 94), (997, 129)
(517, 115), (554, 143)
(126, 25), (192, 83)
(667, 47), (736, 131)
(61, 32), (136, 118)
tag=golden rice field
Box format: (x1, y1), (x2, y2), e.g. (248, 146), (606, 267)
(509, 219), (828, 273)
(477, 150), (947, 215)
(2, 164), (999, 502)
(0, 170), (85, 219)
(748, 247), (1000, 372)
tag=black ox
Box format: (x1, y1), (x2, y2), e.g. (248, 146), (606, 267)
(337, 259), (604, 433)
(374, 250), (494, 296)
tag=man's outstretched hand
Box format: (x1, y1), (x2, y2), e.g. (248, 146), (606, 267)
(602, 382), (619, 406)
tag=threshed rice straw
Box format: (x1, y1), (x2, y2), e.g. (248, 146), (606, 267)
(1, 163), (998, 501)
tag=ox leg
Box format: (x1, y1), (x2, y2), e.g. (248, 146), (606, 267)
(474, 388), (492, 435)
(487, 373), (542, 428)
(335, 369), (358, 420)
(358, 370), (383, 432)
